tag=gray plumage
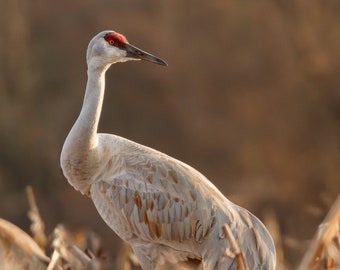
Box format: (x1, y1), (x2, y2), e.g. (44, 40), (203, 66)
(60, 30), (276, 270)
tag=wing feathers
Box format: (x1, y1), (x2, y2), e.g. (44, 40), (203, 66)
(91, 150), (218, 244)
(89, 137), (276, 269)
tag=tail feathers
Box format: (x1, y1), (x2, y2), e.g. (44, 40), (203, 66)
(213, 204), (276, 269)
(233, 206), (276, 269)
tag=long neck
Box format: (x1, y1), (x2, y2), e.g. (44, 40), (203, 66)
(63, 67), (106, 156)
(60, 66), (108, 194)
(81, 68), (106, 146)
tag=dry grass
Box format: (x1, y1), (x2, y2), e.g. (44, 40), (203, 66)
(0, 187), (339, 269)
(222, 224), (249, 270)
(298, 195), (340, 270)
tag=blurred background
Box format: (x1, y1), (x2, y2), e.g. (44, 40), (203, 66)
(0, 0), (339, 268)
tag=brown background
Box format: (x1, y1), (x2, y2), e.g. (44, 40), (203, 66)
(0, 0), (340, 268)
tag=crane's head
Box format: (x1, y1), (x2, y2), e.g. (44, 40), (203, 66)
(86, 30), (167, 70)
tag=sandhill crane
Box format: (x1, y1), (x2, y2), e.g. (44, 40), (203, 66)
(60, 30), (276, 269)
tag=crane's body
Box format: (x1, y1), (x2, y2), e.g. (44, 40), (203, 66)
(60, 30), (276, 269)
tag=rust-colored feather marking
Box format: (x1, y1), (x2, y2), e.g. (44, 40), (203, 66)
(149, 221), (161, 238)
(133, 194), (143, 209)
(169, 169), (179, 184)
(143, 211), (149, 225)
(146, 175), (153, 184)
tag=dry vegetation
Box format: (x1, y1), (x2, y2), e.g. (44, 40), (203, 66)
(0, 0), (340, 269)
(298, 195), (340, 270)
(0, 187), (339, 269)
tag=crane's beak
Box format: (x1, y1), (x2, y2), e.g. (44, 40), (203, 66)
(125, 43), (167, 66)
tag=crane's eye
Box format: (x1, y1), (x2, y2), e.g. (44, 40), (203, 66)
(104, 32), (128, 48)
